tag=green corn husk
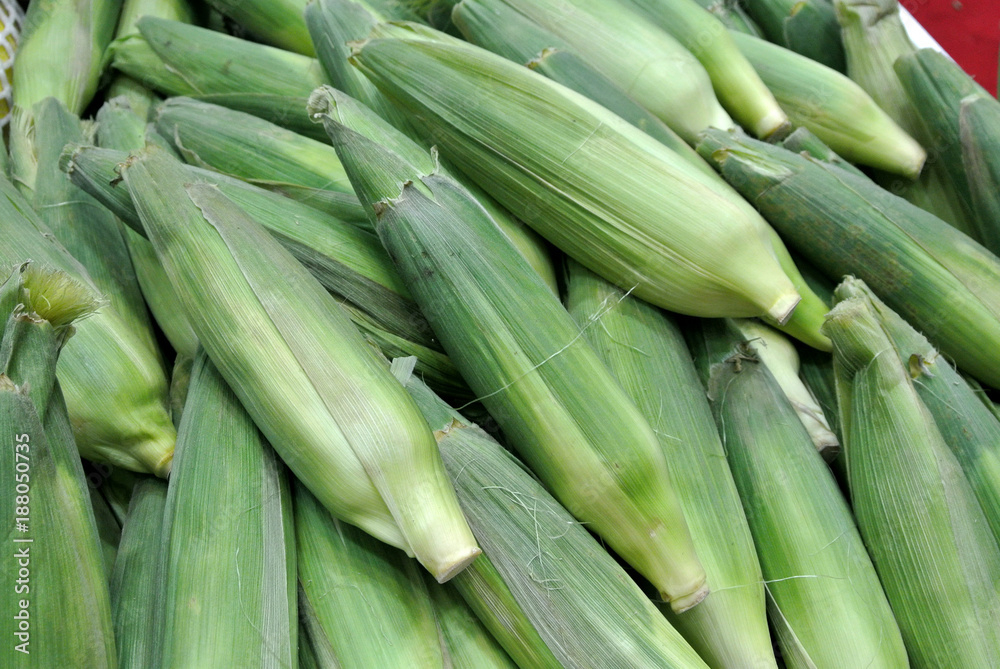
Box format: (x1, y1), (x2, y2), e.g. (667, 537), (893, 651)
(730, 30), (925, 177)
(0, 166), (176, 476)
(62, 143), (439, 351)
(426, 579), (518, 668)
(350, 26), (808, 325)
(836, 277), (1000, 547)
(563, 262), (775, 669)
(95, 97), (200, 359)
(298, 617), (322, 669)
(88, 483), (123, 580)
(109, 17), (326, 133)
(296, 482), (445, 669)
(155, 96), (364, 220)
(622, 0), (790, 138)
(731, 319), (839, 456)
(204, 0), (314, 55)
(824, 285), (1000, 667)
(451, 0), (712, 177)
(449, 552), (560, 668)
(401, 370), (710, 668)
(109, 0), (196, 119)
(9, 0), (122, 194)
(121, 146), (480, 580)
(743, 0), (845, 71)
(109, 477), (167, 669)
(687, 317), (907, 668)
(779, 126), (866, 177)
(697, 128), (1000, 389)
(64, 142), (464, 395)
(797, 349), (840, 445)
(316, 88), (708, 610)
(448, 0), (734, 143)
(835, 0), (977, 236)
(31, 98), (161, 362)
(959, 93), (1000, 257)
(0, 264), (116, 668)
(895, 49), (992, 236)
(160, 350), (296, 667)
(305, 0), (561, 294)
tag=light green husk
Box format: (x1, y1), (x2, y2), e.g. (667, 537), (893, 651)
(563, 261), (775, 669)
(688, 0), (762, 33)
(697, 127), (1000, 389)
(120, 146), (480, 580)
(731, 319), (839, 455)
(824, 286), (1000, 668)
(305, 0), (561, 294)
(742, 0), (844, 70)
(9, 0), (122, 194)
(778, 126), (866, 177)
(350, 25), (806, 324)
(959, 93), (1000, 257)
(443, 0), (733, 142)
(0, 164), (176, 477)
(730, 30), (925, 177)
(314, 87), (707, 610)
(109, 478), (167, 669)
(622, 0), (790, 138)
(835, 0), (977, 236)
(160, 350), (297, 667)
(401, 371), (711, 668)
(0, 263), (116, 668)
(688, 317), (906, 668)
(88, 484), (122, 580)
(835, 277), (1000, 549)
(154, 97), (361, 219)
(426, 579), (518, 668)
(296, 482), (445, 669)
(204, 0), (314, 55)
(451, 0), (713, 177)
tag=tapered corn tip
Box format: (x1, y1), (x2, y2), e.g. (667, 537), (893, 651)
(667, 582), (710, 614)
(766, 292), (801, 326)
(127, 431), (176, 478)
(897, 140), (927, 180)
(431, 546), (483, 584)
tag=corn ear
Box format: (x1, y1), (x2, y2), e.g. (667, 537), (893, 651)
(563, 261), (775, 669)
(824, 284), (1000, 667)
(743, 0), (845, 70)
(109, 478), (167, 669)
(0, 263), (116, 668)
(110, 17), (326, 131)
(447, 0), (733, 142)
(121, 146), (479, 580)
(835, 277), (1000, 548)
(351, 26), (804, 323)
(688, 317), (907, 668)
(835, 0), (977, 235)
(960, 92), (1000, 257)
(730, 30), (925, 177)
(204, 0), (313, 55)
(697, 127), (1000, 389)
(306, 0), (561, 294)
(401, 371), (710, 668)
(315, 87), (707, 609)
(426, 579), (518, 668)
(296, 482), (445, 668)
(624, 0), (790, 138)
(0, 164), (176, 476)
(155, 96), (362, 219)
(9, 0), (121, 194)
(731, 319), (839, 456)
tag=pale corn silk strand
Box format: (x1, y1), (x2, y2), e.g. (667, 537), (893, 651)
(0, 0), (23, 127)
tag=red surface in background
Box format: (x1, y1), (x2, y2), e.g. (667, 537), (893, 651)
(904, 0), (1000, 96)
